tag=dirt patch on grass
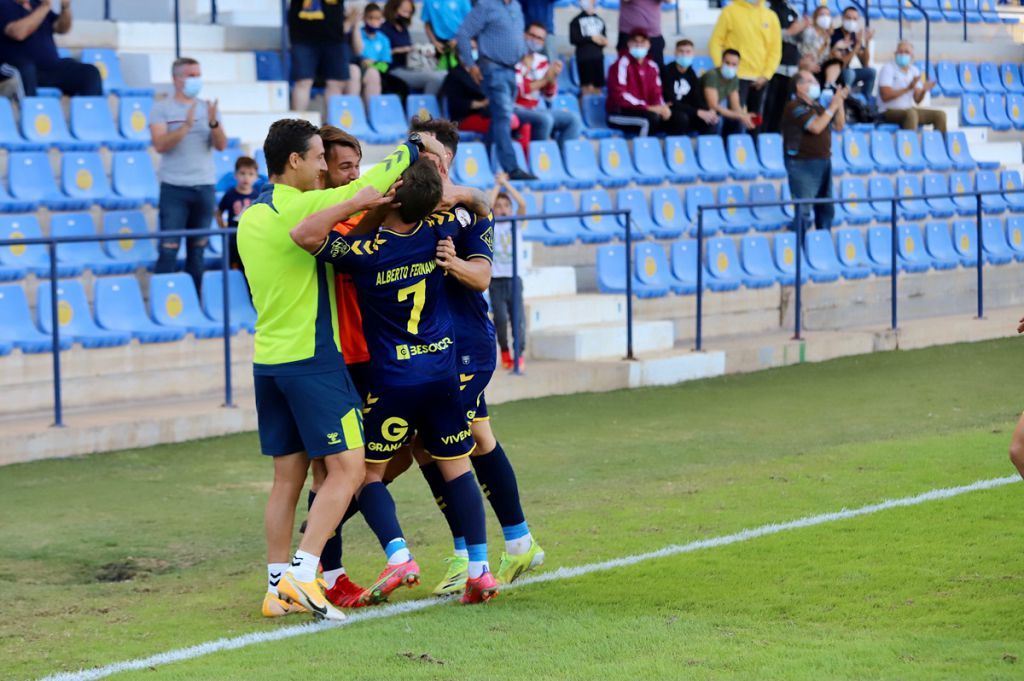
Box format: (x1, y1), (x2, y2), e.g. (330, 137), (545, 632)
(94, 557), (172, 582)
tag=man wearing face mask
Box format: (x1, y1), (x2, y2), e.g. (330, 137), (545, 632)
(708, 0), (781, 126)
(877, 40), (945, 133)
(150, 57), (228, 293)
(606, 32), (672, 137)
(662, 38), (718, 135)
(831, 7), (875, 98)
(701, 49), (755, 136)
(514, 23), (583, 144)
(781, 69), (846, 232)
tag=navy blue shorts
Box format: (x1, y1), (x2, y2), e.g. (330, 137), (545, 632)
(363, 375), (475, 463)
(254, 368), (364, 459)
(346, 361), (373, 402)
(291, 41), (350, 82)
(459, 370), (492, 423)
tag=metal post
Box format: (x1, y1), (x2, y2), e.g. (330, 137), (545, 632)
(48, 243), (63, 427)
(675, 1), (681, 37)
(898, 1), (904, 39)
(174, 0), (181, 58)
(511, 218), (521, 375)
(221, 240), (234, 408)
(624, 210), (635, 360)
(864, 0), (871, 27)
(976, 194), (984, 319)
(924, 12), (931, 77)
(281, 0), (289, 63)
(890, 199), (898, 330)
(962, 0), (967, 41)
(212, 0), (218, 24)
(104, 0), (111, 21)
(793, 210), (802, 340)
(695, 208), (704, 351)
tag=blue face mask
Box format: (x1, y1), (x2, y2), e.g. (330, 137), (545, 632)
(895, 53), (912, 68)
(720, 65), (737, 80)
(183, 76), (202, 98)
(629, 47), (648, 60)
(807, 83), (822, 100)
(471, 49), (479, 62)
(676, 55), (693, 69)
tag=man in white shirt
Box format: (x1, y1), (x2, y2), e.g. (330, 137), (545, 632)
(877, 40), (946, 133)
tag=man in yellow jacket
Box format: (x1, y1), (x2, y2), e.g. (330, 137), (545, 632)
(708, 0), (781, 127)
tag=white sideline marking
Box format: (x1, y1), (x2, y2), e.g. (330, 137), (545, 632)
(39, 475), (1020, 681)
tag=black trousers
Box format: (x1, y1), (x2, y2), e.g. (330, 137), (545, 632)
(607, 109), (672, 137)
(616, 32), (666, 68)
(7, 57), (102, 97)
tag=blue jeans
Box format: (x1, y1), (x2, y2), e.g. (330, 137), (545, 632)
(481, 61), (519, 173)
(156, 183), (216, 292)
(513, 106), (583, 143)
(843, 66), (876, 97)
(785, 157), (834, 231)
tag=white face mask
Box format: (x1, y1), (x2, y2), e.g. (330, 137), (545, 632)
(816, 14), (832, 29)
(843, 19), (859, 32)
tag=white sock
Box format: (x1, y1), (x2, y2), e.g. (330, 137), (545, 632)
(506, 532), (533, 556)
(267, 562), (288, 596)
(387, 547), (411, 565)
(468, 560), (489, 579)
(322, 567), (346, 589)
(454, 548), (469, 559)
(287, 550), (319, 583)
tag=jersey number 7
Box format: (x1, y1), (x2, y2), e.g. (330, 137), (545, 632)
(397, 279), (426, 334)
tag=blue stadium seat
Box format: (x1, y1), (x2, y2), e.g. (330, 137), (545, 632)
(596, 244), (662, 296)
(894, 131), (927, 172)
(977, 0), (1007, 24)
(684, 185), (724, 234)
(939, 0), (970, 21)
(951, 220), (980, 265)
(254, 50), (286, 81)
(895, 175), (930, 220)
(897, 224), (934, 272)
(405, 93), (441, 123)
(695, 135), (731, 181)
(367, 94), (406, 142)
(556, 62), (579, 95)
(663, 136), (700, 182)
(959, 94), (985, 128)
(667, 240), (699, 294)
(504, 192), (540, 241)
(981, 217), (1014, 264)
(539, 191), (583, 245)
(616, 189), (655, 238)
(0, 179), (34, 213)
(80, 48), (154, 96)
(50, 212), (133, 275)
(810, 228), (868, 279)
(1001, 170), (1024, 212)
(0, 214), (82, 278)
(747, 183), (789, 231)
(830, 131), (848, 175)
(922, 173), (957, 218)
(201, 270), (257, 333)
(62, 151), (133, 209)
(70, 96), (146, 150)
(740, 235), (785, 285)
(717, 185), (753, 235)
(866, 226), (903, 273)
(580, 95), (617, 138)
(452, 142), (495, 190)
(949, 172), (978, 215)
(1001, 63), (1024, 93)
(562, 139), (611, 187)
(598, 138), (637, 186)
(869, 177), (902, 219)
(923, 222), (963, 269)
(869, 130), (901, 173)
(755, 133), (787, 179)
(842, 130), (874, 174)
(0, 97), (44, 151)
(254, 148), (267, 176)
(918, 0), (944, 21)
(649, 188), (688, 239)
(1006, 217), (1024, 260)
(0, 284), (72, 352)
(935, 61), (962, 97)
(150, 273), (238, 337)
(326, 95), (386, 143)
(112, 151), (160, 205)
(94, 276), (187, 343)
(214, 148), (242, 191)
(692, 55), (713, 76)
(836, 228), (887, 275)
(493, 143), (538, 189)
(20, 97), (95, 150)
(101, 211), (156, 269)
(984, 94), (1013, 131)
(118, 96), (153, 145)
(578, 189), (620, 243)
(1008, 93), (1024, 130)
(631, 137), (673, 185)
(633, 243), (671, 297)
(527, 140), (570, 190)
(37, 280), (131, 348)
(975, 170), (1007, 214)
(549, 94), (583, 124)
(979, 61), (1005, 93)
(773, 232), (809, 284)
(704, 237), (746, 289)
(948, 131), (989, 170)
(921, 131), (954, 171)
(839, 178), (879, 223)
(726, 135), (764, 180)
(958, 62), (985, 94)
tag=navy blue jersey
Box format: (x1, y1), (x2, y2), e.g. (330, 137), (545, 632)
(446, 211), (497, 374)
(315, 206), (473, 387)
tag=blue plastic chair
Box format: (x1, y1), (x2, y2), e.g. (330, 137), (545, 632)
(50, 212), (133, 275)
(367, 94), (407, 142)
(836, 228), (887, 275)
(326, 95), (385, 143)
(984, 94), (1013, 131)
(717, 185), (753, 235)
(70, 96), (145, 150)
(894, 131), (927, 172)
(540, 191), (583, 245)
(201, 270), (257, 333)
(695, 135), (731, 181)
(101, 211), (157, 269)
(866, 226), (902, 273)
(976, 170), (1007, 214)
(562, 139), (611, 187)
(869, 130), (901, 172)
(896, 224), (934, 271)
(726, 135), (764, 180)
(453, 142), (496, 190)
(0, 179), (34, 214)
(896, 175), (930, 220)
(684, 185), (724, 235)
(549, 94), (583, 121)
(958, 62), (985, 94)
(747, 183), (789, 231)
(773, 232), (810, 284)
(1001, 170), (1024, 212)
(740, 235), (785, 285)
(595, 244), (649, 295)
(0, 284), (73, 352)
(20, 97), (95, 150)
(118, 96), (153, 145)
(578, 189), (620, 243)
(150, 273), (238, 337)
(94, 276), (186, 343)
(952, 220), (980, 265)
(616, 189), (655, 238)
(981, 217), (1014, 264)
(0, 214), (82, 278)
(405, 93), (441, 122)
(528, 140), (571, 190)
(808, 228), (867, 280)
(9, 151), (87, 211)
(663, 136), (700, 182)
(580, 94), (617, 138)
(1001, 63), (1024, 93)
(0, 98), (44, 151)
(112, 151), (160, 205)
(214, 148), (242, 191)
(1006, 217), (1024, 260)
(923, 222), (963, 269)
(839, 178), (878, 223)
(80, 48), (153, 96)
(631, 137), (673, 185)
(63, 151), (134, 209)
(755, 133), (787, 179)
(254, 50), (285, 81)
(961, 94), (987, 128)
(921, 131), (954, 171)
(843, 130), (874, 174)
(667, 240), (698, 294)
(37, 280), (131, 348)
(692, 55), (713, 76)
(935, 61), (962, 97)
(949, 172), (978, 215)
(830, 132), (848, 175)
(1008, 93), (1024, 130)
(633, 243), (671, 297)
(947, 131), (986, 170)
(598, 138), (638, 186)
(979, 61), (1005, 93)
(922, 173), (956, 218)
(869, 177), (902, 219)
(704, 237), (748, 289)
(649, 188), (688, 239)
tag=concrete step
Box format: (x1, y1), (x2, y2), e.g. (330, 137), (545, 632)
(975, 141), (1024, 167)
(527, 293), (626, 332)
(222, 110), (322, 149)
(523, 266), (576, 299)
(201, 81), (290, 114)
(531, 319), (674, 360)
(121, 50), (258, 88)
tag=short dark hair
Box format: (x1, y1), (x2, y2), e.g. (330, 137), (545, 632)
(526, 21), (548, 34)
(843, 6), (860, 15)
(364, 2), (382, 14)
(263, 118), (320, 177)
(410, 117), (459, 156)
(235, 156), (258, 172)
(495, 192), (512, 205)
(319, 124), (362, 159)
(722, 48), (741, 61)
(676, 39), (694, 49)
(171, 57), (199, 78)
(628, 31), (649, 42)
(394, 158), (443, 224)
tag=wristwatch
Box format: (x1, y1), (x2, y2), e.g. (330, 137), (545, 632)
(407, 132), (425, 152)
(209, 120), (220, 129)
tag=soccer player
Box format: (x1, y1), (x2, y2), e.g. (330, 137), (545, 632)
(292, 156), (500, 604)
(1009, 316), (1024, 479)
(238, 118), (424, 620)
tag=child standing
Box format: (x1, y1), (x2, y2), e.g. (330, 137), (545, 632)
(354, 3), (407, 105)
(569, 0), (608, 96)
(216, 156), (258, 282)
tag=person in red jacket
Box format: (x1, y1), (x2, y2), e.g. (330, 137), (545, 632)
(605, 32), (675, 137)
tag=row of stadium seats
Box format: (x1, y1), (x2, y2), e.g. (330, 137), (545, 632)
(0, 150), (158, 211)
(0, 96), (152, 151)
(794, 0), (1015, 23)
(0, 271), (254, 355)
(53, 47), (155, 97)
(960, 93), (1024, 131)
(934, 61), (1024, 97)
(597, 218), (1024, 298)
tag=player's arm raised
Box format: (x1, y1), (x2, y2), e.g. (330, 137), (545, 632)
(290, 185), (395, 252)
(440, 184), (491, 218)
(436, 236), (492, 292)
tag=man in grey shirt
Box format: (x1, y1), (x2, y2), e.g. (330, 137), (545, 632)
(150, 56), (228, 292)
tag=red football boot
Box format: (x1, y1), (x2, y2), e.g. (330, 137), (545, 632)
(500, 350), (514, 370)
(360, 559), (420, 605)
(326, 574), (370, 608)
(460, 571), (499, 605)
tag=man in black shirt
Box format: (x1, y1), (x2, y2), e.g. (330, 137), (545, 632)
(763, 0), (808, 133)
(289, 0), (349, 111)
(662, 39), (719, 136)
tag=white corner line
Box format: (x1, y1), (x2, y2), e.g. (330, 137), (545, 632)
(37, 474), (1020, 681)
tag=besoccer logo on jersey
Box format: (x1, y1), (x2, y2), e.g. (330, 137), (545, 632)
(396, 344), (411, 360)
(329, 236), (351, 258)
(480, 226), (494, 251)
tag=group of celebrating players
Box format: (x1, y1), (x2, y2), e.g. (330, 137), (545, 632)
(237, 116), (542, 621)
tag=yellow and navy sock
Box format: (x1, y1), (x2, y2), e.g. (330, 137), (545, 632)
(445, 471), (489, 578)
(358, 481), (408, 563)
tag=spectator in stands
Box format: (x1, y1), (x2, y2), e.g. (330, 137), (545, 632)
(515, 23), (583, 143)
(662, 38), (719, 135)
(708, 0), (781, 124)
(617, 0), (667, 66)
(216, 156), (259, 284)
(797, 5), (833, 65)
(488, 172), (527, 372)
(569, 0), (608, 96)
(606, 32), (673, 137)
(382, 0), (445, 95)
(0, 0), (101, 97)
(831, 6), (875, 98)
(782, 69), (846, 232)
(353, 3), (407, 106)
(763, 0), (808, 133)
(150, 57), (228, 293)
(520, 0), (557, 40)
(288, 0), (349, 111)
(422, 0), (471, 71)
(877, 40), (945, 133)
(456, 0), (537, 180)
(701, 48), (755, 136)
